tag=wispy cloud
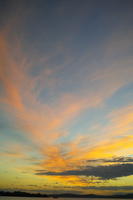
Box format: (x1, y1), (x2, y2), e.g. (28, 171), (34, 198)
(0, 0), (133, 193)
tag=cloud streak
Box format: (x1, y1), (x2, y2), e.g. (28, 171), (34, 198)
(37, 163), (133, 180)
(0, 0), (133, 193)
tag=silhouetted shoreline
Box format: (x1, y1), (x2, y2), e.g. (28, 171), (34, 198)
(0, 191), (133, 198)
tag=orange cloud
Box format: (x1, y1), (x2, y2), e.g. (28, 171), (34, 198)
(0, 22), (133, 178)
(38, 104), (133, 172)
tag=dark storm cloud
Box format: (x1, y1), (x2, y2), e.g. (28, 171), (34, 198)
(35, 163), (133, 180)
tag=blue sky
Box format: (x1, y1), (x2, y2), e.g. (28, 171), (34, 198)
(0, 0), (133, 195)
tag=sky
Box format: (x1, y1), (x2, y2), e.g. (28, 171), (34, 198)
(0, 0), (133, 195)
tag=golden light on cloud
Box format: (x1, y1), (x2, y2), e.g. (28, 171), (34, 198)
(0, 0), (133, 196)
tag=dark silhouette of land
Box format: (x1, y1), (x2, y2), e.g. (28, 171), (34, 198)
(0, 191), (133, 198)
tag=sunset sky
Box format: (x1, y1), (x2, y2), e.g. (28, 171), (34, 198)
(0, 0), (133, 195)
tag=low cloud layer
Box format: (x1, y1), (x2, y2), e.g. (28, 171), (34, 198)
(36, 163), (133, 180)
(87, 157), (133, 163)
(80, 185), (133, 191)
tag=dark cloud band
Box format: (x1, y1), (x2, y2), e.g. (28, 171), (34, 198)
(36, 163), (133, 180)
